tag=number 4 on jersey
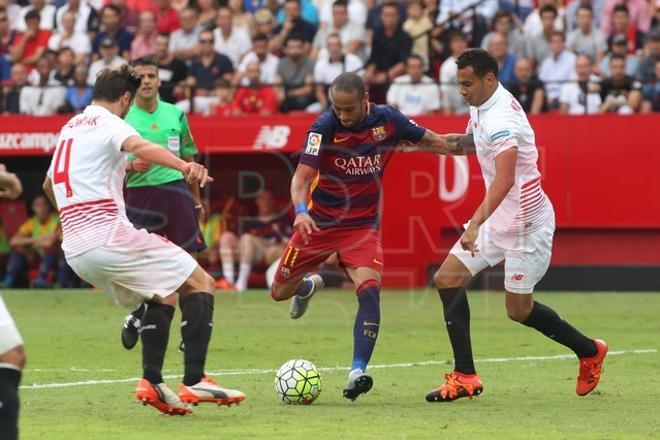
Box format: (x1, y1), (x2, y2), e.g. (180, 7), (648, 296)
(54, 138), (73, 197)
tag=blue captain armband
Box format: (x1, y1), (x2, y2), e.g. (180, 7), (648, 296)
(295, 203), (309, 216)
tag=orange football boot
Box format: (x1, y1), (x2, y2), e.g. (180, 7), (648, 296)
(135, 379), (192, 416)
(426, 371), (483, 402)
(576, 339), (608, 396)
(179, 376), (246, 406)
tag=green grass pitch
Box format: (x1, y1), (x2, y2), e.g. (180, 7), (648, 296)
(4, 289), (660, 439)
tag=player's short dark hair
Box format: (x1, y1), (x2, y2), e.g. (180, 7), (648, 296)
(101, 4), (121, 16)
(331, 72), (366, 98)
(539, 4), (558, 17)
(609, 53), (626, 63)
(612, 4), (629, 15)
(455, 48), (499, 78)
(577, 4), (593, 14)
(131, 56), (158, 68)
(253, 33), (269, 43)
(92, 64), (142, 102)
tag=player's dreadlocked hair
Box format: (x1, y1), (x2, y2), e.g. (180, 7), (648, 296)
(92, 64), (142, 102)
(331, 72), (366, 98)
(455, 48), (499, 79)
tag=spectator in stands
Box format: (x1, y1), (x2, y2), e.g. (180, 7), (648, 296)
(228, 0), (252, 33)
(109, 0), (138, 34)
(608, 5), (645, 53)
(481, 10), (525, 57)
(1, 63), (28, 114)
(207, 79), (234, 115)
(567, 4), (607, 62)
(155, 0), (180, 34)
(498, 0), (534, 22)
(93, 5), (133, 60)
(506, 57), (547, 114)
(434, 0), (497, 46)
(130, 11), (157, 60)
(219, 189), (292, 292)
(637, 30), (660, 83)
(640, 59), (660, 112)
(319, 0), (366, 29)
(565, 0), (605, 32)
(539, 31), (578, 108)
(187, 29), (235, 94)
(276, 0), (319, 28)
(0, 195), (63, 289)
(196, 0), (218, 28)
(238, 34), (279, 86)
(386, 54), (439, 116)
(313, 33), (362, 110)
(439, 30), (469, 115)
(54, 0), (99, 34)
(599, 53), (642, 113)
(87, 37), (127, 85)
(488, 32), (517, 87)
(271, 0), (316, 52)
(524, 5), (557, 66)
(198, 199), (223, 278)
(154, 33), (188, 103)
(231, 60), (279, 115)
(311, 0), (365, 60)
(0, 0), (20, 31)
(53, 46), (75, 85)
(254, 8), (277, 44)
(364, 3), (411, 103)
(10, 10), (50, 71)
(20, 55), (66, 115)
(598, 34), (640, 77)
(213, 6), (252, 67)
(602, 0), (651, 37)
(523, 0), (564, 38)
(62, 64), (92, 113)
(275, 34), (315, 111)
(169, 6), (201, 61)
(559, 54), (602, 114)
(0, 7), (17, 56)
(48, 10), (91, 65)
(402, 0), (432, 65)
(17, 0), (56, 32)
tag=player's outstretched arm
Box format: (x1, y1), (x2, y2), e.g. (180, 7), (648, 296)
(0, 164), (23, 200)
(396, 130), (476, 156)
(122, 136), (213, 187)
(290, 163), (319, 244)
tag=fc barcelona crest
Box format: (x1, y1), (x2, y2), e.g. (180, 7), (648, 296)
(372, 126), (386, 142)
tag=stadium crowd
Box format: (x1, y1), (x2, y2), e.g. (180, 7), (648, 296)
(0, 0), (658, 116)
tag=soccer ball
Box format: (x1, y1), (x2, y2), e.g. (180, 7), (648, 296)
(274, 359), (322, 404)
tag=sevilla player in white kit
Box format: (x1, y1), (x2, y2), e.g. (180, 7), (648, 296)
(426, 50), (608, 402)
(42, 65), (245, 415)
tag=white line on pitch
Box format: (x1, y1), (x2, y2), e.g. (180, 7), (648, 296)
(20, 349), (657, 390)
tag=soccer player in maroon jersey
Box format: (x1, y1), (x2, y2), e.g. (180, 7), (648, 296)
(270, 72), (470, 401)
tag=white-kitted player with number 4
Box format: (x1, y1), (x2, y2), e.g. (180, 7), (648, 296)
(427, 49), (607, 403)
(42, 65), (246, 416)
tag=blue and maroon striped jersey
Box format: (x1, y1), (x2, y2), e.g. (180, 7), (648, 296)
(299, 103), (426, 229)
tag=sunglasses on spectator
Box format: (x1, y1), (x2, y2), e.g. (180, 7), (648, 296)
(199, 39), (214, 44)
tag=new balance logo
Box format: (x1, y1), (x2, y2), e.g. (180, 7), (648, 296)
(511, 274), (525, 281)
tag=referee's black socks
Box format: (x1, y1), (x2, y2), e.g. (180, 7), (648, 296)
(141, 302), (175, 384)
(522, 301), (597, 358)
(181, 292), (214, 386)
(438, 287), (476, 375)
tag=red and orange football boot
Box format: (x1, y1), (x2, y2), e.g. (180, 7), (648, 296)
(426, 371), (483, 403)
(576, 339), (608, 396)
(135, 379), (192, 416)
(179, 376), (246, 406)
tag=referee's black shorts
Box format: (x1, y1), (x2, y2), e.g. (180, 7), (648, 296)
(125, 180), (206, 253)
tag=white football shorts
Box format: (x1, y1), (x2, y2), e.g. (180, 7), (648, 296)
(450, 216), (555, 294)
(66, 224), (198, 310)
(0, 295), (23, 355)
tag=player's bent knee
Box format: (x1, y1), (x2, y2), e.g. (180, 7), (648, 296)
(0, 345), (26, 370)
(506, 304), (532, 322)
(433, 270), (465, 289)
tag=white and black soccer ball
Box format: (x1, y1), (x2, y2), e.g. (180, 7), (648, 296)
(274, 359), (322, 405)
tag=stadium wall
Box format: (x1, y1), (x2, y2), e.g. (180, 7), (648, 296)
(1, 114), (659, 289)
